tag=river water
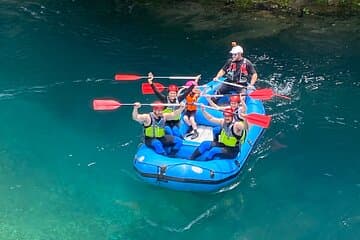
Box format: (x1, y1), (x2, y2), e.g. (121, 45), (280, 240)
(0, 1), (359, 239)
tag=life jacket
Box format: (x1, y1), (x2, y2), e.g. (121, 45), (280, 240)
(186, 93), (198, 111)
(144, 112), (166, 138)
(218, 121), (247, 147)
(240, 59), (248, 75)
(226, 58), (248, 83)
(238, 58), (249, 83)
(162, 97), (180, 120)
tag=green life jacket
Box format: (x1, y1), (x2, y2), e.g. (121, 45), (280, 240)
(218, 121), (246, 147)
(162, 97), (180, 120)
(144, 112), (165, 138)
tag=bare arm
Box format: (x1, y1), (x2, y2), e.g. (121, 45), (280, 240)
(163, 103), (185, 121)
(214, 69), (225, 80)
(132, 102), (150, 125)
(206, 96), (219, 108)
(246, 61), (257, 86)
(201, 106), (223, 125)
(239, 94), (247, 114)
(205, 96), (226, 110)
(250, 72), (258, 86)
(214, 59), (231, 80)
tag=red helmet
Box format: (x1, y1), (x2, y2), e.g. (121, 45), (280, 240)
(168, 84), (178, 92)
(152, 101), (164, 111)
(230, 95), (240, 103)
(223, 108), (234, 117)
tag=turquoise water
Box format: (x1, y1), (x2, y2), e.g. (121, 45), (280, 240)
(1, 1), (359, 239)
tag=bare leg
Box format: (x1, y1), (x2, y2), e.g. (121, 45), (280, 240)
(189, 115), (199, 139)
(183, 115), (191, 127)
(190, 115), (197, 131)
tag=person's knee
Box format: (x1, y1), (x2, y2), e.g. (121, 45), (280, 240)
(164, 126), (173, 135)
(213, 127), (220, 139)
(152, 140), (165, 154)
(199, 141), (212, 152)
(172, 126), (181, 137)
(207, 148), (221, 160)
(173, 137), (182, 148)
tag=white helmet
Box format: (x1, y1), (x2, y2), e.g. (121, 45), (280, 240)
(230, 45), (243, 54)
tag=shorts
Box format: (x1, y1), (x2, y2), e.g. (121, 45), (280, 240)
(184, 110), (196, 118)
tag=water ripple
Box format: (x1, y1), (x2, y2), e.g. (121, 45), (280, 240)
(145, 205), (217, 233)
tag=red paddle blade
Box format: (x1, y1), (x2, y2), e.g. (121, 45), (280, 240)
(114, 74), (142, 81)
(141, 83), (165, 94)
(248, 88), (274, 100)
(245, 113), (271, 128)
(93, 99), (121, 111)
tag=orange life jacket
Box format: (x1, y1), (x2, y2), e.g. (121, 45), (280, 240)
(186, 93), (198, 111)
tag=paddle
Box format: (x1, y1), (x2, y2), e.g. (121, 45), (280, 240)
(141, 82), (204, 95)
(213, 79), (291, 100)
(198, 104), (271, 128)
(93, 100), (270, 127)
(243, 113), (271, 128)
(114, 74), (198, 81)
(248, 88), (291, 100)
(93, 99), (180, 111)
(202, 88), (286, 101)
(141, 82), (166, 94)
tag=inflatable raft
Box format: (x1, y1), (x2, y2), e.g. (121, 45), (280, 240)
(133, 79), (266, 192)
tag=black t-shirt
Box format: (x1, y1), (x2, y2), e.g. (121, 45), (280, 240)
(151, 83), (194, 103)
(221, 58), (256, 83)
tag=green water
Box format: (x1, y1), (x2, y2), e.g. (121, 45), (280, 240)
(0, 1), (359, 239)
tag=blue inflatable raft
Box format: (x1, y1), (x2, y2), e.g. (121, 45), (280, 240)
(133, 79), (266, 192)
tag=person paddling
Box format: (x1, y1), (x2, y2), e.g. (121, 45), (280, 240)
(132, 101), (185, 156)
(206, 94), (247, 141)
(212, 43), (258, 101)
(147, 72), (200, 137)
(190, 106), (248, 161)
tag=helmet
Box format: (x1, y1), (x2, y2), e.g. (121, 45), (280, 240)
(230, 45), (243, 54)
(230, 95), (240, 103)
(168, 84), (178, 92)
(185, 80), (197, 87)
(152, 101), (164, 111)
(223, 108), (234, 117)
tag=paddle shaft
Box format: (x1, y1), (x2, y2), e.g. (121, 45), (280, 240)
(202, 94), (247, 98)
(123, 103), (181, 107)
(115, 74), (198, 80)
(151, 76), (197, 80)
(214, 79), (247, 88)
(195, 103), (270, 128)
(213, 80), (291, 100)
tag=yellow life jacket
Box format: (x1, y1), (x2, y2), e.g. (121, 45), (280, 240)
(144, 112), (166, 138)
(218, 121), (246, 147)
(162, 97), (180, 120)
